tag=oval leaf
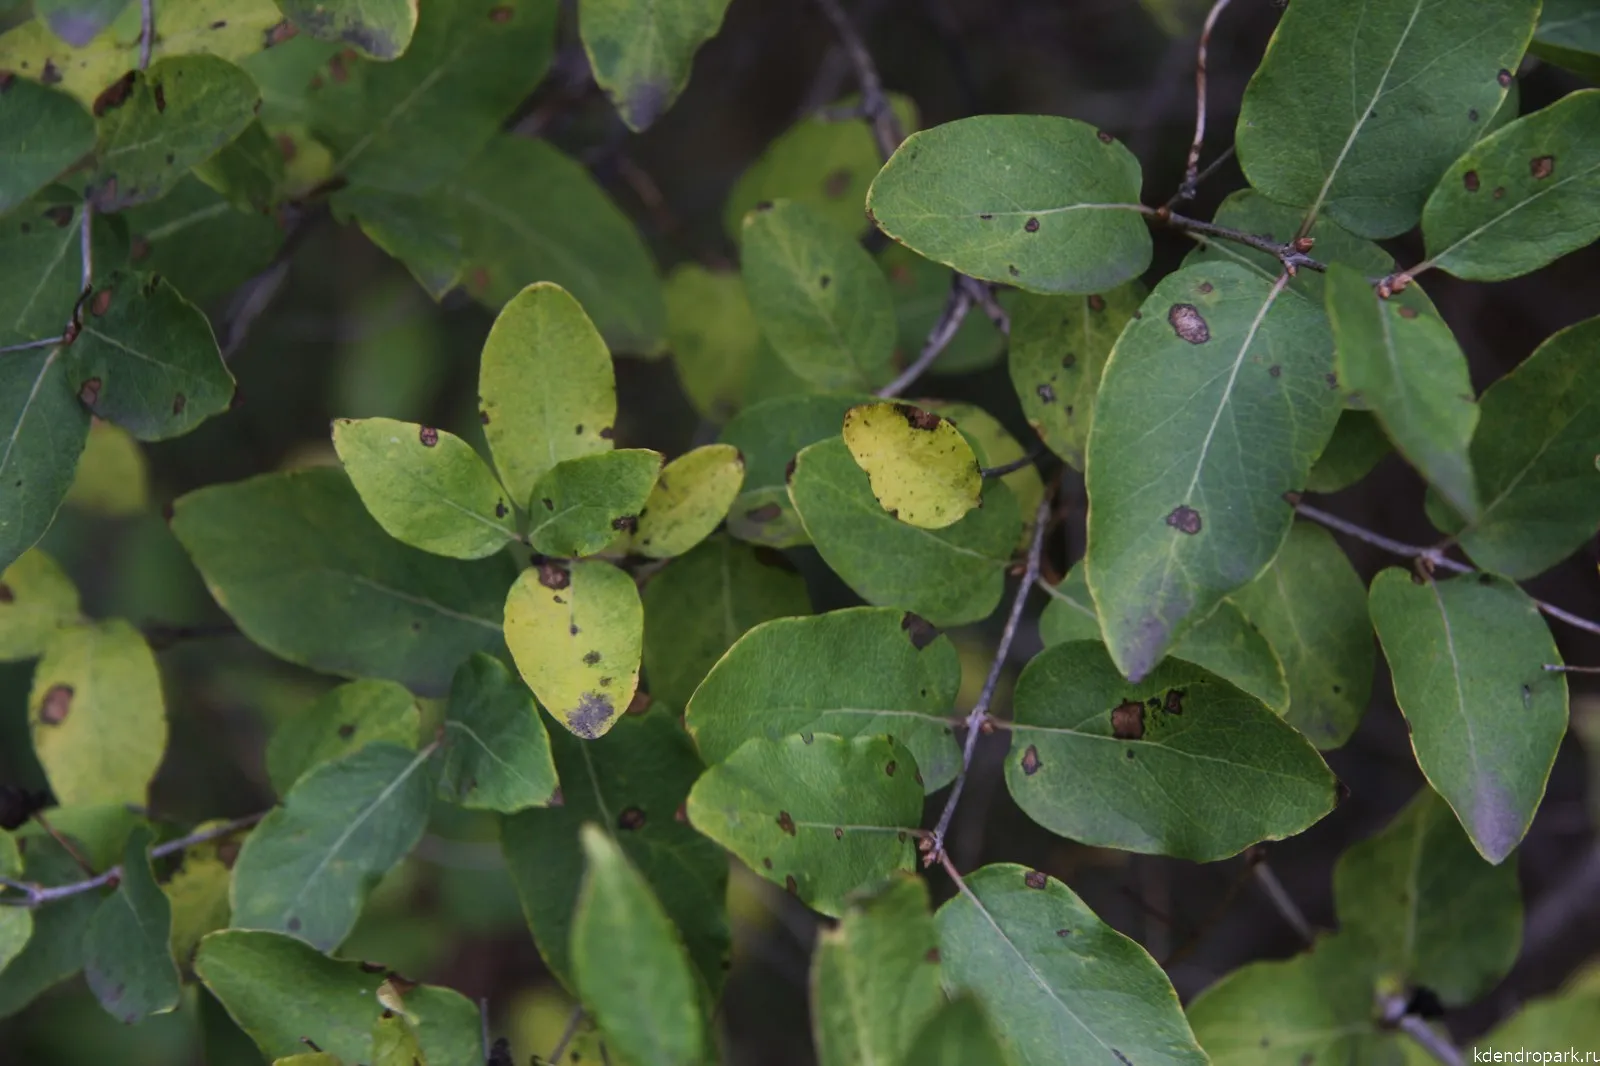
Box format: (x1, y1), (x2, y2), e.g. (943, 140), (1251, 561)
(841, 401), (981, 529)
(265, 679), (421, 796)
(579, 0), (732, 131)
(0, 834), (100, 1018)
(84, 826), (182, 1023)
(631, 443), (744, 558)
(0, 345), (89, 573)
(0, 77), (95, 213)
(663, 265), (762, 421)
(437, 652), (558, 813)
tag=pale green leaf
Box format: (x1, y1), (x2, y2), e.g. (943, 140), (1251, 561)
(719, 393), (870, 548)
(1477, 982), (1600, 1046)
(371, 1011), (427, 1066)
(686, 733), (923, 917)
(1422, 90), (1600, 281)
(937, 863), (1206, 1066)
(900, 997), (1011, 1066)
(572, 826), (708, 1066)
(920, 400), (1044, 551)
(502, 704), (729, 993)
(1305, 410), (1391, 494)
(35, 0), (133, 47)
(0, 549), (80, 661)
(741, 199), (898, 389)
(788, 436), (1019, 627)
(841, 401), (980, 529)
(504, 559), (641, 739)
(580, 0), (731, 131)
(1532, 0), (1600, 80)
(641, 533), (810, 710)
(29, 620), (165, 807)
(0, 77), (95, 214)
(278, 0), (418, 60)
(1084, 262), (1339, 681)
(685, 606), (961, 792)
(528, 450), (662, 558)
(333, 417), (517, 560)
(230, 743), (437, 950)
(0, 834), (99, 1018)
(122, 175), (285, 305)
(811, 875), (943, 1066)
(1368, 569), (1567, 863)
(64, 417), (150, 516)
(266, 679), (420, 796)
(84, 826), (182, 1022)
(171, 468), (514, 695)
(1236, 0), (1540, 237)
(164, 824), (236, 971)
(1007, 281), (1144, 470)
(866, 114), (1151, 294)
(631, 442), (744, 558)
(880, 243), (1004, 375)
(437, 652), (558, 813)
(664, 264), (762, 421)
(0, 834), (32, 978)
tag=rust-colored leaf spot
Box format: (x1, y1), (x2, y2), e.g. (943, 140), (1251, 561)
(328, 52), (349, 84)
(90, 289), (112, 316)
(1087, 294), (1106, 312)
(1165, 505), (1201, 535)
(488, 4), (513, 20)
(265, 18), (298, 46)
(776, 811), (796, 836)
(745, 502), (783, 524)
(834, 826), (844, 840)
(1024, 870), (1048, 889)
(537, 561), (570, 590)
(1164, 688), (1186, 714)
(885, 760), (897, 777)
(925, 947), (940, 963)
(41, 60), (62, 85)
(78, 378), (102, 407)
(1197, 281), (1214, 294)
(823, 167), (852, 198)
(0, 583), (12, 603)
(1530, 155), (1554, 180)
(39, 684), (73, 725)
(1398, 305), (1418, 320)
(1024, 217), (1040, 233)
(1463, 170), (1480, 193)
(626, 690), (653, 716)
(1493, 186), (1506, 199)
(599, 425), (615, 440)
(611, 514), (638, 533)
(1096, 129), (1113, 143)
(1497, 68), (1513, 87)
(1021, 744), (1042, 776)
(44, 204), (74, 228)
(784, 874), (798, 895)
(618, 807), (646, 831)
(93, 71), (137, 117)
(1111, 699), (1144, 740)
(1168, 303), (1210, 344)
(895, 403), (942, 431)
(151, 82), (166, 113)
(901, 612), (938, 649)
(1036, 383), (1056, 403)
(416, 426), (439, 447)
(1268, 365), (1282, 378)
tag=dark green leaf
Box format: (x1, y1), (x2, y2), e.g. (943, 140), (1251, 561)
(788, 436), (1019, 627)
(866, 115), (1150, 294)
(899, 997), (1010, 1066)
(35, 0), (133, 47)
(1368, 569), (1568, 862)
(686, 734), (923, 917)
(265, 679), (421, 795)
(0, 348), (89, 573)
(1, 194), (125, 345)
(685, 606), (960, 792)
(84, 826), (182, 1023)
(0, 77), (95, 215)
(580, 0), (732, 131)
(501, 705), (730, 993)
(0, 834), (99, 1018)
(123, 176), (285, 305)
(1304, 409), (1392, 494)
(1236, 0), (1540, 237)
(642, 533), (810, 711)
(330, 185), (462, 300)
(0, 549), (80, 661)
(1084, 262), (1339, 681)
(880, 243), (1003, 375)
(1532, 0), (1600, 80)
(572, 826), (708, 1066)
(193, 120), (287, 213)
(231, 743), (437, 950)
(0, 834), (30, 976)
(171, 468), (514, 695)
(278, 0), (417, 60)
(936, 863), (1205, 1066)
(437, 652), (558, 813)
(719, 393), (870, 548)
(528, 450), (663, 559)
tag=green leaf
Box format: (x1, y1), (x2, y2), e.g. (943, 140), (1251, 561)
(193, 118), (286, 213)
(84, 826), (182, 1023)
(34, 0), (133, 47)
(1428, 315), (1600, 578)
(330, 185), (461, 300)
(86, 55), (259, 211)
(65, 271), (235, 441)
(278, 0), (418, 60)
(1532, 0), (1600, 80)
(29, 620), (165, 807)
(1304, 410), (1392, 494)
(1236, 0), (1540, 238)
(478, 281), (617, 509)
(900, 997), (1010, 1066)
(1333, 787), (1521, 1004)
(936, 863), (1205, 1066)
(450, 136), (664, 355)
(788, 436), (1019, 627)
(504, 559), (641, 739)
(1039, 564), (1288, 714)
(333, 417), (517, 560)
(266, 679), (421, 795)
(579, 0), (730, 131)
(197, 928), (484, 1066)
(0, 345), (89, 574)
(371, 1011), (427, 1066)
(1325, 266), (1479, 519)
(686, 606), (961, 792)
(1007, 281), (1144, 470)
(437, 652), (558, 813)
(0, 834), (34, 978)
(724, 95), (918, 240)
(171, 468), (514, 694)
(881, 243), (1004, 375)
(1, 193), (124, 346)
(122, 176), (285, 305)
(686, 734), (923, 917)
(0, 77), (95, 215)
(663, 264), (762, 421)
(1422, 89), (1600, 281)
(642, 533), (810, 711)
(631, 443), (745, 558)
(1085, 262), (1339, 682)
(572, 826), (708, 1066)
(1369, 570), (1567, 863)
(865, 115), (1150, 295)
(719, 393), (871, 548)
(1006, 641), (1335, 860)
(741, 199), (897, 390)
(528, 450), (662, 558)
(841, 402), (981, 530)
(502, 705), (729, 993)
(306, 0), (556, 193)
(0, 834), (99, 1018)
(1477, 981), (1600, 1046)
(0, 549), (80, 661)
(231, 743), (437, 950)
(811, 874), (943, 1066)
(1187, 931), (1393, 1063)
(1229, 522), (1375, 748)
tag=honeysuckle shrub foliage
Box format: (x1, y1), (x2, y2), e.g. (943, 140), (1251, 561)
(1, 0), (1598, 1062)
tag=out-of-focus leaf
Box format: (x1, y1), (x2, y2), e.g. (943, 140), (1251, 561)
(84, 826), (182, 1023)
(266, 679), (420, 795)
(1532, 0), (1600, 79)
(899, 997), (1009, 1066)
(663, 264), (762, 421)
(579, 0), (732, 131)
(0, 834), (33, 976)
(1305, 410), (1391, 494)
(0, 549), (80, 662)
(123, 176), (284, 305)
(64, 419), (149, 516)
(880, 243), (1003, 376)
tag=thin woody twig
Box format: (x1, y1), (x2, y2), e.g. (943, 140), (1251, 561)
(925, 493), (1054, 865)
(1253, 860), (1316, 944)
(0, 337), (66, 355)
(811, 0), (904, 158)
(139, 0), (154, 69)
(980, 442), (1047, 480)
(1544, 664), (1600, 673)
(79, 201), (93, 292)
(548, 1005), (584, 1064)
(1149, 206), (1325, 274)
(1178, 0), (1234, 203)
(1165, 145), (1236, 210)
(878, 277), (972, 398)
(1380, 994), (1465, 1066)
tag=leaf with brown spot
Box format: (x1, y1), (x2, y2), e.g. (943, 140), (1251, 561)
(265, 678), (420, 795)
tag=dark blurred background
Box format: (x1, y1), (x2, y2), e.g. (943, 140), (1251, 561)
(2, 0), (1597, 1061)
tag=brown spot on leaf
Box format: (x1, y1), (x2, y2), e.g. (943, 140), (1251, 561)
(1164, 688), (1186, 714)
(785, 875), (798, 895)
(818, 275), (831, 289)
(418, 426), (438, 446)
(337, 724), (355, 739)
(1168, 303), (1210, 344)
(541, 498), (553, 511)
(823, 168), (851, 198)
(1498, 68), (1513, 87)
(1112, 699), (1144, 739)
(1021, 745), (1042, 775)
(78, 378), (102, 407)
(1531, 155), (1554, 180)
(1024, 870), (1048, 889)
(44, 204), (74, 228)
(0, 72), (12, 93)
(152, 83), (166, 113)
(39, 685), (73, 725)
(1468, 108), (1479, 122)
(834, 826), (844, 840)
(1268, 365), (1281, 378)
(90, 289), (112, 316)
(266, 18), (298, 45)
(287, 916), (301, 932)
(582, 650), (601, 666)
(1008, 264), (1021, 278)
(328, 52), (349, 83)
(1087, 294), (1106, 312)
(1464, 170), (1480, 193)
(618, 807), (646, 831)
(745, 502), (783, 524)
(0, 584), (11, 603)
(1024, 217), (1040, 233)
(489, 4), (513, 20)
(1096, 130), (1113, 143)
(1493, 186), (1506, 199)
(1166, 505), (1201, 535)
(925, 947), (940, 963)
(599, 425), (615, 440)
(1398, 305), (1418, 319)
(885, 760), (897, 777)
(130, 236), (151, 261)
(777, 811), (796, 836)
(93, 71), (137, 117)
(1036, 383), (1056, 403)
(895, 403), (942, 431)
(537, 562), (570, 590)
(611, 514), (637, 533)
(495, 501), (507, 518)
(978, 213), (993, 221)
(784, 457), (797, 482)
(901, 612), (938, 649)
